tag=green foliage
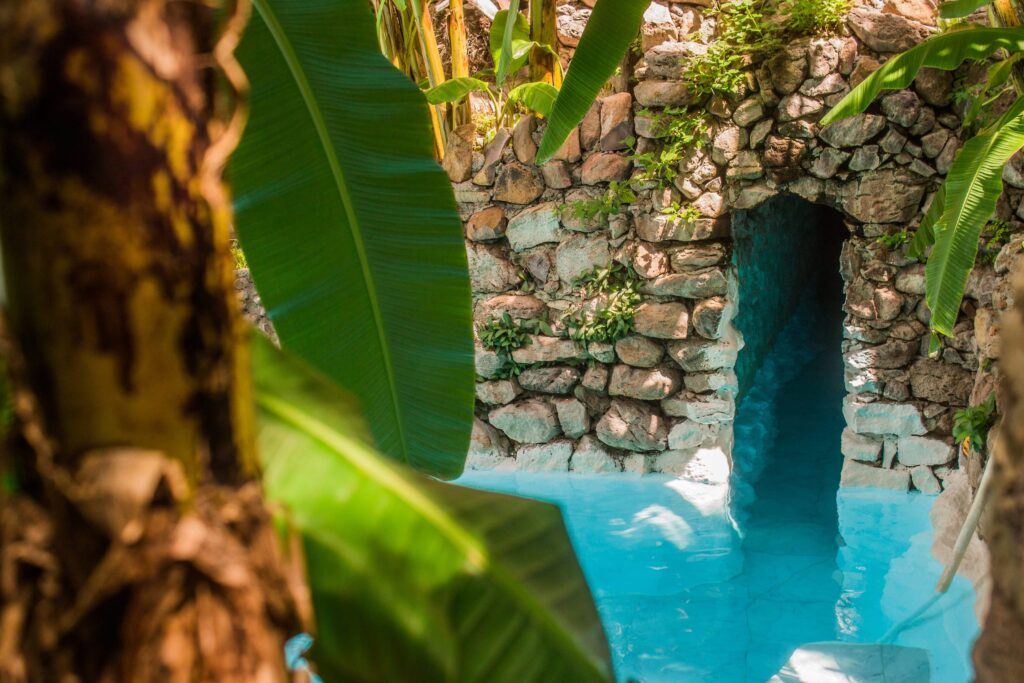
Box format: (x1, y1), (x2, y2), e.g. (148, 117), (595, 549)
(234, 0), (475, 479)
(425, 9), (559, 131)
(643, 109), (709, 149)
(630, 144), (683, 188)
(826, 26), (1024, 340)
(536, 0), (651, 162)
(574, 261), (639, 297)
(562, 263), (641, 344)
(780, 0), (851, 35)
(978, 218), (1012, 264)
(926, 95), (1024, 336)
(953, 393), (997, 452)
(478, 313), (554, 378)
(629, 110), (708, 188)
(478, 313), (553, 355)
(254, 340), (614, 683)
(939, 0), (992, 20)
(562, 180), (637, 224)
(876, 231), (912, 250)
(686, 0), (781, 98)
(821, 27), (1024, 125)
(660, 201), (703, 224)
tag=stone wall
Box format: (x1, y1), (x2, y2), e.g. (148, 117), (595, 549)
(458, 1), (1022, 491)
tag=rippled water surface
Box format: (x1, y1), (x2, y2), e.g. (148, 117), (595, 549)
(459, 284), (978, 682)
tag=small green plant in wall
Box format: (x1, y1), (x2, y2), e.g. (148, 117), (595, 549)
(953, 394), (998, 454)
(563, 181), (637, 224)
(684, 0), (851, 98)
(780, 0), (851, 35)
(876, 230), (912, 251)
(478, 312), (555, 378)
(661, 202), (703, 224)
(562, 262), (642, 344)
(978, 219), (1012, 265)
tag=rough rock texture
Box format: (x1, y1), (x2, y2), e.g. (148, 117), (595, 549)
(433, 2), (1014, 487)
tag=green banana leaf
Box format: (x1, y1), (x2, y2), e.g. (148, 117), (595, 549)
(536, 0), (650, 163)
(509, 81), (560, 116)
(491, 6), (557, 87)
(939, 0), (991, 19)
(254, 340), (614, 683)
(926, 95), (1024, 335)
(232, 0), (475, 479)
(495, 1), (523, 86)
(908, 183), (945, 260)
(821, 27), (1024, 125)
(426, 76), (492, 104)
(964, 52), (1023, 127)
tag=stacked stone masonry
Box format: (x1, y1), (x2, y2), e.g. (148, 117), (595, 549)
(456, 1), (1021, 491)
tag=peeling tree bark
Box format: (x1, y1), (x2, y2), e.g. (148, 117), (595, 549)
(0, 1), (299, 680)
(972, 3), (1024, 679)
(974, 271), (1024, 679)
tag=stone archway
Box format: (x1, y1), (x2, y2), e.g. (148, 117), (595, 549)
(458, 3), (1014, 496)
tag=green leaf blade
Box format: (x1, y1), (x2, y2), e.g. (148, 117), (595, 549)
(508, 81), (560, 116)
(426, 76), (492, 104)
(233, 0), (475, 479)
(925, 96), (1024, 335)
(536, 0), (650, 163)
(254, 341), (614, 683)
(939, 0), (991, 19)
(822, 27), (1024, 125)
(493, 3), (529, 86)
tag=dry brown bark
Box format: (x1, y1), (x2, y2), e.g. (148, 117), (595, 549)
(974, 269), (1024, 679)
(0, 1), (301, 680)
(972, 3), (1024, 679)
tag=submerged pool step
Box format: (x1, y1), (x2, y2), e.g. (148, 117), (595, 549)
(769, 642), (929, 683)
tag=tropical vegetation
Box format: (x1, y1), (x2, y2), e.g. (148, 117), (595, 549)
(823, 0), (1024, 351)
(0, 0), (647, 679)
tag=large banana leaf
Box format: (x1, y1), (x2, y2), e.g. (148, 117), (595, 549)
(939, 0), (991, 19)
(254, 340), (614, 683)
(821, 27), (1024, 125)
(232, 0), (474, 479)
(491, 7), (558, 87)
(926, 95), (1024, 335)
(536, 0), (650, 163)
(495, 1), (523, 86)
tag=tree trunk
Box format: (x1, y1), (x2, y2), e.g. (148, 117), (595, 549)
(972, 3), (1024, 679)
(529, 0), (558, 86)
(449, 0), (473, 127)
(0, 1), (299, 680)
(974, 280), (1024, 680)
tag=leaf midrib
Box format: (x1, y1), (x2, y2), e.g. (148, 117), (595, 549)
(258, 391), (611, 682)
(928, 103), (1024, 332)
(253, 0), (409, 463)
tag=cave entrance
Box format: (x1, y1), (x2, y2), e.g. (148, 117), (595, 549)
(728, 194), (849, 676)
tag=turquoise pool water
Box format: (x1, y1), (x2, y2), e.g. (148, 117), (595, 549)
(459, 277), (978, 681)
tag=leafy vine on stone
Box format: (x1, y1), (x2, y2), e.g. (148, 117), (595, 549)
(561, 262), (642, 344)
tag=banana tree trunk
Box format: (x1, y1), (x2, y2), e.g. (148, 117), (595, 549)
(974, 278), (1024, 682)
(972, 4), (1024, 679)
(529, 0), (558, 86)
(0, 1), (298, 680)
(449, 0), (473, 126)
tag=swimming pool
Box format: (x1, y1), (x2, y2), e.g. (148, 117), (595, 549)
(459, 288), (979, 682)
